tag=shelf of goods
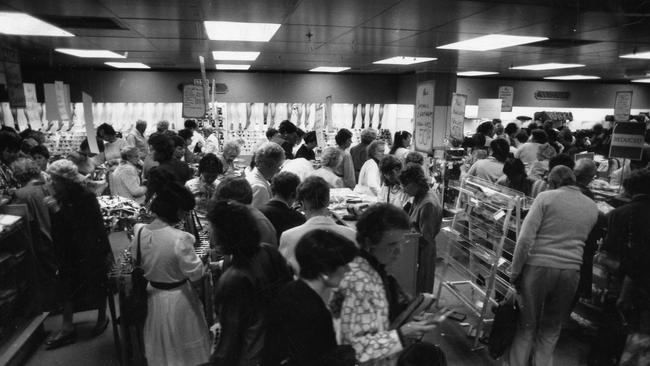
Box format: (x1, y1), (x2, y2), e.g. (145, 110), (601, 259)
(0, 203), (48, 366)
(435, 175), (533, 350)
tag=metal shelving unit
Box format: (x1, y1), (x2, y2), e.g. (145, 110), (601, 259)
(435, 175), (532, 349)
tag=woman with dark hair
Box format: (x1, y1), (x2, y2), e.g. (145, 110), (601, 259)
(333, 128), (356, 189)
(185, 153), (223, 216)
(516, 129), (548, 169)
(275, 230), (358, 366)
(399, 163), (443, 294)
(496, 158), (536, 196)
(149, 133), (192, 183)
(471, 121), (495, 148)
(378, 155), (407, 208)
(209, 200), (292, 366)
(467, 138), (511, 183)
(389, 131), (412, 161)
(43, 159), (113, 349)
(96, 123), (128, 164)
(130, 179), (210, 365)
(331, 203), (438, 365)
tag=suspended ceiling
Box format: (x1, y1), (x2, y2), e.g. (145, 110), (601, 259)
(2, 0), (650, 81)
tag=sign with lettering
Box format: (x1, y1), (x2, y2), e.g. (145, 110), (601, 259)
(609, 122), (645, 160)
(414, 80), (435, 153)
(314, 103), (325, 147)
(54, 81), (70, 121)
(82, 92), (101, 154)
(182, 84), (206, 118)
(324, 95), (333, 128)
(498, 86), (513, 112)
(23, 83), (40, 126)
(449, 93), (467, 141)
(614, 91), (633, 122)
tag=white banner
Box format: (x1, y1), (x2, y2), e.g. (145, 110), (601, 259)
(414, 80), (435, 153)
(477, 98), (502, 120)
(54, 81), (70, 121)
(450, 93), (467, 141)
(82, 92), (100, 154)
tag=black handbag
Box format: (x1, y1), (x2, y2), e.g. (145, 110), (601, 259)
(122, 226), (148, 325)
(397, 342), (447, 366)
(488, 295), (519, 359)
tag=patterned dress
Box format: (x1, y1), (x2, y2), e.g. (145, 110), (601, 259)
(330, 256), (403, 366)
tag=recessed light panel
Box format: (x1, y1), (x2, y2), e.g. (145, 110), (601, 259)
(373, 56), (437, 65)
(437, 34), (547, 51)
(212, 51), (260, 61)
(544, 75), (600, 80)
(204, 21), (280, 42)
(105, 62), (150, 69)
(216, 64), (251, 70)
(457, 71), (499, 76)
(309, 67), (350, 73)
(56, 48), (125, 58)
(0, 12), (74, 37)
(511, 63), (585, 71)
(620, 51), (650, 59)
(631, 78), (650, 83)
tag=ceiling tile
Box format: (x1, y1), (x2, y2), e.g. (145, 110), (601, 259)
(122, 19), (204, 38)
(0, 0), (114, 17)
(99, 0), (202, 20)
(200, 0), (296, 23)
(285, 0), (401, 27)
(327, 27), (419, 46)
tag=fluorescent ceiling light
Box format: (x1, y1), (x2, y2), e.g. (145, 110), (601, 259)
(620, 51), (650, 59)
(437, 34), (547, 51)
(105, 62), (150, 69)
(511, 63), (585, 71)
(631, 78), (650, 83)
(544, 75), (600, 80)
(309, 66), (350, 73)
(212, 51), (260, 61)
(0, 12), (74, 37)
(204, 21), (280, 42)
(216, 64), (251, 70)
(373, 56), (437, 65)
(457, 71), (499, 76)
(56, 48), (125, 58)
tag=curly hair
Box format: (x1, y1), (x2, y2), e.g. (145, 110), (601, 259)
(222, 140), (241, 159)
(254, 142), (285, 170)
(320, 146), (342, 168)
(379, 155), (402, 175)
(335, 128), (353, 146)
(367, 140), (386, 161)
(399, 163), (429, 192)
(11, 158), (41, 184)
(150, 181), (195, 224)
(296, 230), (358, 280)
(215, 177), (253, 204)
(356, 203), (410, 249)
(207, 200), (261, 260)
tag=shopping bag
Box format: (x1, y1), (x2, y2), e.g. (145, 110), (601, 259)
(488, 294), (518, 359)
(122, 227), (148, 325)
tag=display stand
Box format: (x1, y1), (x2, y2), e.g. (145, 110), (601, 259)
(435, 176), (531, 350)
(0, 203), (49, 366)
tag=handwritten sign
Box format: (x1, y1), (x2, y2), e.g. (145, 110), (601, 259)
(54, 81), (69, 121)
(477, 98), (502, 120)
(450, 93), (467, 141)
(614, 91), (633, 122)
(414, 80), (435, 153)
(182, 84), (206, 118)
(498, 86), (514, 112)
(314, 103), (325, 148)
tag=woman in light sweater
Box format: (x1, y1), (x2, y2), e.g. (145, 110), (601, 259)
(109, 146), (147, 204)
(309, 146), (344, 188)
(508, 166), (598, 366)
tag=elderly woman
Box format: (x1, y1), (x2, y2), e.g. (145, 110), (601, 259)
(220, 140), (241, 178)
(399, 163), (443, 294)
(508, 166), (598, 366)
(131, 177), (210, 365)
(247, 142), (286, 208)
(528, 142), (558, 180)
(185, 153), (223, 216)
(355, 140), (386, 197)
(44, 159), (112, 349)
(330, 204), (438, 365)
(209, 200), (292, 365)
(109, 146), (147, 204)
(378, 155), (407, 208)
(310, 146), (344, 188)
(275, 230), (358, 366)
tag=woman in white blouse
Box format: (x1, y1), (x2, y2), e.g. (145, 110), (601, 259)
(355, 140), (386, 197)
(130, 178), (210, 366)
(309, 146), (344, 188)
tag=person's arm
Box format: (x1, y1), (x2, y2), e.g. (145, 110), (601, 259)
(336, 271), (403, 363)
(467, 161), (479, 177)
(175, 232), (204, 281)
(367, 163), (382, 197)
(511, 194), (545, 280)
(342, 154), (356, 189)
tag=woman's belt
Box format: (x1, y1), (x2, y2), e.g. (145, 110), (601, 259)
(149, 280), (186, 290)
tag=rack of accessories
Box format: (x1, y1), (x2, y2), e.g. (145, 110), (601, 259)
(42, 131), (87, 159)
(0, 203), (48, 366)
(436, 175), (532, 350)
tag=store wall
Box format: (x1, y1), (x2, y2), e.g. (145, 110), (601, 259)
(21, 68), (400, 104)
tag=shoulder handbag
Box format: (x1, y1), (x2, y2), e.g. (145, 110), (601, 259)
(488, 294), (519, 359)
(122, 226), (149, 325)
(398, 342), (447, 366)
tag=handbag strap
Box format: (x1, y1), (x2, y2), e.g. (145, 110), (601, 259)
(135, 226), (144, 267)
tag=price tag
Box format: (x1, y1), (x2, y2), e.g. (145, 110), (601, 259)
(493, 210), (505, 221)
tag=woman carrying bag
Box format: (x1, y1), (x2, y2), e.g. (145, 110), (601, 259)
(130, 174), (210, 366)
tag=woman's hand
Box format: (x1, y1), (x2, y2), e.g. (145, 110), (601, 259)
(399, 320), (437, 339)
(43, 196), (60, 212)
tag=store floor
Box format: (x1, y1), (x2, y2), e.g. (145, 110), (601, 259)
(24, 233), (592, 366)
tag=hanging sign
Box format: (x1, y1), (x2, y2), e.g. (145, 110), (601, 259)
(498, 86), (514, 112)
(324, 95), (333, 128)
(614, 91), (633, 122)
(414, 80), (435, 153)
(82, 92), (100, 154)
(199, 56), (209, 111)
(449, 93), (467, 141)
(182, 84), (206, 118)
(477, 98), (502, 120)
(54, 81), (69, 121)
(23, 83), (40, 124)
(314, 103), (325, 148)
(3, 61), (25, 108)
(609, 122), (645, 160)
